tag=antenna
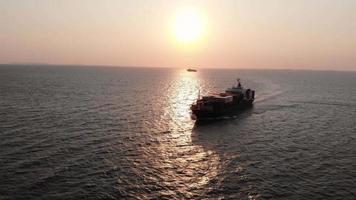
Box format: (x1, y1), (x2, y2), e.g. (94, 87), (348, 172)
(237, 78), (242, 88)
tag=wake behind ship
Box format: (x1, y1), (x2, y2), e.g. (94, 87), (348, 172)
(191, 79), (255, 120)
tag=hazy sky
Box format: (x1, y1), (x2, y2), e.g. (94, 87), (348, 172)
(1, 0), (356, 70)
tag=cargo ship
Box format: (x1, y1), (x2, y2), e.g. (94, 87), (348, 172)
(187, 68), (197, 72)
(190, 79), (255, 120)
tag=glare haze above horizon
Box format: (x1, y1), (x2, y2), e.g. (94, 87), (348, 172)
(1, 0), (356, 71)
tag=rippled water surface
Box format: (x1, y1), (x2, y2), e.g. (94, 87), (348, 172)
(0, 65), (355, 200)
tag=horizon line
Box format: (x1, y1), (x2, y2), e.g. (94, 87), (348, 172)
(0, 63), (355, 72)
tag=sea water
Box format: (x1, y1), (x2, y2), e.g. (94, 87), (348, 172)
(0, 65), (355, 199)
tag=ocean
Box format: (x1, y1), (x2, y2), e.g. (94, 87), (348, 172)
(0, 65), (355, 200)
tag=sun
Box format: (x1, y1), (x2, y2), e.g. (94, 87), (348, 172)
(172, 8), (205, 44)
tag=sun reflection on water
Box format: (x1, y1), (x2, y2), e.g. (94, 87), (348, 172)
(140, 69), (222, 198)
(166, 70), (200, 130)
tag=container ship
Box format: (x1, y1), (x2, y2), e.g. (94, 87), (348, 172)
(190, 79), (255, 120)
(187, 68), (197, 72)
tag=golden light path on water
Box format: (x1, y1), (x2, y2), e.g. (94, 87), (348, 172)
(142, 70), (222, 198)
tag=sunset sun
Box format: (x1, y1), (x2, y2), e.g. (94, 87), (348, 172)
(172, 9), (205, 43)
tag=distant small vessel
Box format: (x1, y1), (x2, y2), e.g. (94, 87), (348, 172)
(187, 68), (197, 72)
(190, 79), (255, 120)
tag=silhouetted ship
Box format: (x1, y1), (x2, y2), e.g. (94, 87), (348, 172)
(191, 79), (255, 120)
(187, 68), (197, 72)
